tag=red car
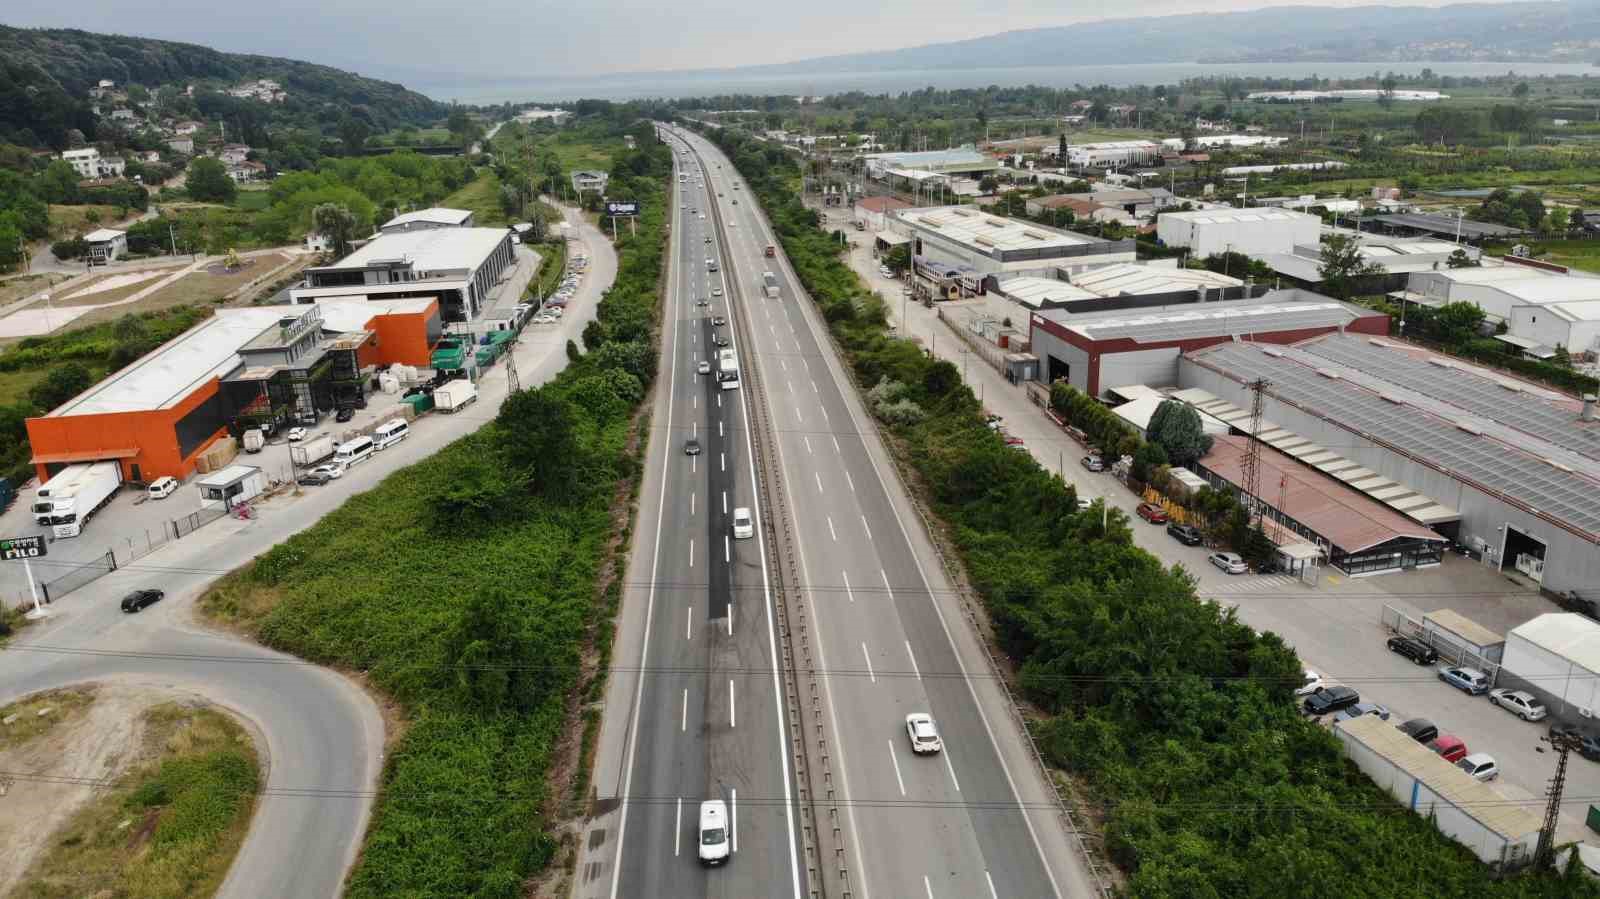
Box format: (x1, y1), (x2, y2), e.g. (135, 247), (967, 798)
(1135, 502), (1169, 524)
(1429, 734), (1468, 763)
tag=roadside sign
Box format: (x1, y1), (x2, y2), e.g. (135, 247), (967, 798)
(605, 200), (640, 217)
(0, 534), (46, 560)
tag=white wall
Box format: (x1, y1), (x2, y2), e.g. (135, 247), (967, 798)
(1510, 304), (1600, 356)
(1504, 632), (1600, 716)
(1157, 212), (1320, 258)
(1098, 347), (1183, 392)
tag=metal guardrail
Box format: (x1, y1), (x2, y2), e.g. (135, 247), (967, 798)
(735, 151), (1114, 897)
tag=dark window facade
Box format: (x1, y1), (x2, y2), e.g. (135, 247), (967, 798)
(175, 391), (229, 459)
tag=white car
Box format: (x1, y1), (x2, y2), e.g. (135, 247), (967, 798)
(309, 463), (345, 480)
(287, 427), (307, 442)
(1456, 753), (1499, 781)
(732, 507), (754, 539)
(1488, 688), (1548, 721)
(147, 476), (178, 500)
(550, 307), (563, 319)
(1208, 551), (1248, 574)
(1294, 669), (1324, 698)
(905, 713), (942, 754)
(697, 800), (730, 866)
(697, 361), (711, 375)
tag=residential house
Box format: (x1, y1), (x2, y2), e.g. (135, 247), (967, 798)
(572, 170), (609, 194)
(143, 150), (162, 163)
(227, 160), (268, 183)
(59, 148), (124, 179)
(174, 121), (202, 136)
(84, 229), (128, 265)
(219, 144), (251, 165)
(99, 156), (126, 178)
(110, 108), (135, 122)
(167, 136), (194, 155)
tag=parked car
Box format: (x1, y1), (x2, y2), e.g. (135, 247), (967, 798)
(120, 588), (165, 613)
(1208, 552), (1248, 575)
(1386, 634), (1439, 665)
(1488, 688), (1548, 721)
(1080, 455), (1105, 472)
(1549, 723), (1600, 761)
(1135, 502), (1169, 524)
(1438, 665), (1491, 695)
(1429, 734), (1468, 763)
(336, 408), (356, 423)
(1397, 717), (1439, 744)
(1304, 685), (1360, 716)
(1166, 523), (1203, 546)
(287, 427), (307, 442)
(147, 476), (179, 500)
(683, 439), (701, 456)
(308, 463), (345, 480)
(1332, 702), (1392, 724)
(905, 712), (942, 754)
(1456, 753), (1499, 781)
(1295, 669), (1325, 697)
(297, 473), (332, 486)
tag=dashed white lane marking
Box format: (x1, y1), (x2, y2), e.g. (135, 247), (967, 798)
(943, 746), (961, 792)
(827, 516), (837, 541)
(687, 606), (692, 641)
(888, 740), (906, 796)
(844, 471), (855, 492)
(862, 642), (876, 683)
(861, 515), (873, 542)
(689, 539), (694, 568)
(832, 435), (841, 453)
(905, 640), (921, 679)
(986, 871), (998, 899)
(681, 689), (688, 732)
(729, 679), (736, 728)
(675, 798), (682, 856)
(815, 471), (824, 494)
(804, 435), (812, 454)
(842, 570), (854, 603)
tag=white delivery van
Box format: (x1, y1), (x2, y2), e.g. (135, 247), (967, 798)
(373, 419), (410, 450)
(698, 799), (730, 866)
(334, 436), (375, 466)
(147, 476), (178, 500)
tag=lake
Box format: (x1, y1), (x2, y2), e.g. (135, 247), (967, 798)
(415, 61), (1599, 105)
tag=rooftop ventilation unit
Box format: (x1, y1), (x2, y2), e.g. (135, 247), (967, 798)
(1315, 368), (1341, 379)
(1455, 420), (1484, 436)
(973, 235), (996, 248)
(1426, 357), (1455, 369)
(1261, 347), (1285, 358)
(1380, 392), (1406, 405)
(1022, 229), (1050, 241)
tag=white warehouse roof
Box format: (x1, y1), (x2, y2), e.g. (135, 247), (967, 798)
(381, 207), (473, 229)
(1511, 613), (1600, 674)
(1160, 208), (1318, 227)
(335, 227), (508, 273)
(897, 206), (1102, 252)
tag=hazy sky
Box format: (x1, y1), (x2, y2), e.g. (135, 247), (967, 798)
(5, 0), (1462, 82)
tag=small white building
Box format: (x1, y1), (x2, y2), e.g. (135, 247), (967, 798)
(99, 155), (126, 177)
(167, 136), (194, 155)
(1156, 208), (1322, 258)
(1501, 613), (1600, 718)
(1510, 299), (1600, 359)
(379, 207), (475, 233)
(83, 229), (128, 265)
(219, 144), (250, 165)
(1066, 141), (1160, 169)
(892, 205), (1134, 280)
(59, 148), (102, 179)
(196, 464), (265, 511)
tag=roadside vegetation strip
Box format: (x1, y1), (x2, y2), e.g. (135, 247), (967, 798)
(8, 702), (259, 899)
(704, 123), (1594, 894)
(198, 113), (671, 898)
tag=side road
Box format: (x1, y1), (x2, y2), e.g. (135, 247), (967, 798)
(0, 201), (617, 899)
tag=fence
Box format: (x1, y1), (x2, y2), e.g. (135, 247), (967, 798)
(39, 550), (117, 603)
(32, 505), (230, 605)
(1380, 604), (1502, 683)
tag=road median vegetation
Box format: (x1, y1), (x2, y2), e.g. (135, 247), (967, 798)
(198, 112), (671, 897)
(704, 122), (1594, 894)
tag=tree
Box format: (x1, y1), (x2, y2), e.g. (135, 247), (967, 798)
(1146, 400), (1214, 467)
(1548, 207), (1571, 236)
(187, 157), (236, 203)
(1512, 81), (1531, 102)
(0, 219), (21, 273)
(1317, 232), (1384, 299)
(978, 175), (999, 195)
(1378, 75), (1398, 108)
(29, 363), (94, 412)
(311, 203), (356, 258)
(38, 160), (81, 204)
(1445, 248), (1478, 268)
(338, 116), (370, 156)
(1131, 441), (1169, 484)
(496, 386), (579, 499)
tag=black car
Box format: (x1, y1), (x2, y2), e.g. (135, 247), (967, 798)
(1166, 523), (1203, 546)
(684, 439), (701, 456)
(335, 407), (356, 423)
(1397, 717), (1439, 744)
(711, 316), (726, 326)
(297, 473), (332, 486)
(1550, 723), (1600, 761)
(1303, 685), (1359, 715)
(120, 589), (165, 613)
(1386, 634), (1439, 665)
(712, 334), (729, 347)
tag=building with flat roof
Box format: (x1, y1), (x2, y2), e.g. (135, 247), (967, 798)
(1510, 298), (1600, 360)
(1066, 141), (1159, 169)
(1261, 232), (1483, 288)
(291, 227), (515, 323)
(1179, 333), (1600, 597)
(997, 263), (1250, 313)
(863, 147), (996, 179)
(26, 299), (440, 484)
(1371, 212), (1524, 241)
(891, 205), (1134, 279)
(853, 195), (912, 233)
(84, 229), (127, 265)
(572, 170), (608, 194)
(379, 207), (475, 233)
(1029, 291), (1385, 396)
(1156, 208), (1323, 258)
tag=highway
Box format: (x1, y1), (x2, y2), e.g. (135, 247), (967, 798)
(664, 126), (1103, 898)
(596, 134), (803, 898)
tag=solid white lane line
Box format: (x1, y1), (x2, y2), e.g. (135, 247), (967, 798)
(675, 797), (682, 856)
(804, 435), (812, 454)
(845, 471), (855, 493)
(986, 871), (998, 899)
(862, 643), (876, 683)
(681, 689), (688, 732)
(943, 746), (962, 791)
(731, 788), (738, 853)
(729, 679), (736, 728)
(827, 516), (837, 541)
(842, 570), (855, 603)
(888, 740), (906, 796)
(905, 640), (921, 679)
(815, 471), (824, 494)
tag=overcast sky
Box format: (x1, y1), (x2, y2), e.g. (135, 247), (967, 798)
(6, 0), (1461, 83)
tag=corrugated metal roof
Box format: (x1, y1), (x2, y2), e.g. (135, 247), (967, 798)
(898, 206), (1103, 252)
(1511, 613), (1600, 675)
(1043, 296), (1371, 344)
(1423, 609), (1505, 649)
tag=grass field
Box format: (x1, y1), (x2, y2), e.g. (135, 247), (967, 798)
(230, 188), (272, 211)
(9, 703), (260, 899)
(0, 272), (71, 307)
(45, 204), (127, 240)
(441, 171), (508, 227)
(1484, 237), (1600, 273)
(59, 253), (290, 328)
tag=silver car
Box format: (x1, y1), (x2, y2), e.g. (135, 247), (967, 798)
(1208, 552), (1248, 575)
(905, 713), (942, 754)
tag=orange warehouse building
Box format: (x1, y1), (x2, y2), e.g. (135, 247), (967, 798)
(27, 298), (440, 485)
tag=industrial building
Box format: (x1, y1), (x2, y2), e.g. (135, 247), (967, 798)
(996, 263), (1251, 313)
(862, 147), (996, 180)
(1400, 264), (1600, 359)
(379, 207), (476, 233)
(1260, 232), (1484, 290)
(853, 195), (912, 233)
(290, 227), (515, 323)
(890, 205), (1134, 281)
(1029, 291), (1384, 397)
(1179, 334), (1600, 596)
(1371, 212), (1524, 241)
(1497, 613), (1600, 721)
(1334, 714), (1538, 870)
(26, 299), (440, 485)
(1065, 141), (1160, 169)
(1156, 208), (1323, 258)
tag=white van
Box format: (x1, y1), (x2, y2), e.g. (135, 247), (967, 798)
(334, 436), (375, 466)
(698, 799), (730, 866)
(147, 476), (178, 500)
(373, 419), (410, 450)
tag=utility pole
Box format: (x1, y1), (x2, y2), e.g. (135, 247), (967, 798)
(1536, 729), (1583, 870)
(1241, 377), (1271, 528)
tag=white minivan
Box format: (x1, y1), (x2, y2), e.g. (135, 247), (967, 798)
(334, 436), (375, 467)
(698, 799), (730, 866)
(147, 476), (178, 500)
(373, 419), (409, 450)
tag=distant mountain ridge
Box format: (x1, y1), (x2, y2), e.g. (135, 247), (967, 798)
(726, 0), (1600, 75)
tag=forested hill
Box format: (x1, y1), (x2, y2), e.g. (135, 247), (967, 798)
(0, 25), (445, 147)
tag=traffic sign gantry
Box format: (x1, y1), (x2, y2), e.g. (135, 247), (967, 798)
(1, 535), (47, 561)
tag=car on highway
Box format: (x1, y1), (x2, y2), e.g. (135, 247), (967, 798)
(732, 507), (754, 539)
(1488, 688), (1548, 721)
(698, 361), (711, 375)
(683, 439), (701, 456)
(1166, 523), (1203, 546)
(1080, 455), (1104, 472)
(1456, 753), (1499, 781)
(696, 297), (709, 306)
(120, 588), (165, 613)
(1429, 734), (1468, 762)
(1385, 634), (1439, 665)
(705, 235), (712, 242)
(1208, 552), (1248, 575)
(905, 713), (943, 754)
(287, 426), (307, 442)
(1303, 685), (1360, 716)
(1135, 502), (1169, 524)
(1438, 665), (1491, 695)
(298, 472), (333, 486)
(308, 463), (345, 480)
(1397, 717), (1439, 744)
(712, 334), (729, 347)
(712, 316), (726, 326)
(711, 287), (723, 297)
(1295, 669), (1324, 697)
(147, 476), (178, 500)
(698, 800), (730, 866)
(1332, 702), (1391, 724)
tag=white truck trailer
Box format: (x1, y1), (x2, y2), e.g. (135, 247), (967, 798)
(717, 348), (739, 390)
(762, 271), (780, 299)
(33, 461), (123, 538)
(242, 428), (266, 454)
(289, 434), (336, 467)
(434, 379), (479, 413)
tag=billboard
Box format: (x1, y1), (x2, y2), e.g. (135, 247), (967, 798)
(606, 201), (640, 217)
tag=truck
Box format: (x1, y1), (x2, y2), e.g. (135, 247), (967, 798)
(32, 461), (122, 538)
(764, 244), (776, 258)
(717, 348), (740, 390)
(289, 434), (336, 467)
(242, 428), (266, 454)
(762, 271), (780, 299)
(435, 379), (479, 413)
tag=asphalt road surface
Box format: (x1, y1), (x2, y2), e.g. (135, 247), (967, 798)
(659, 127), (1103, 899)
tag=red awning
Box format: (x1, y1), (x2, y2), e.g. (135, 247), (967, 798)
(30, 448), (139, 465)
